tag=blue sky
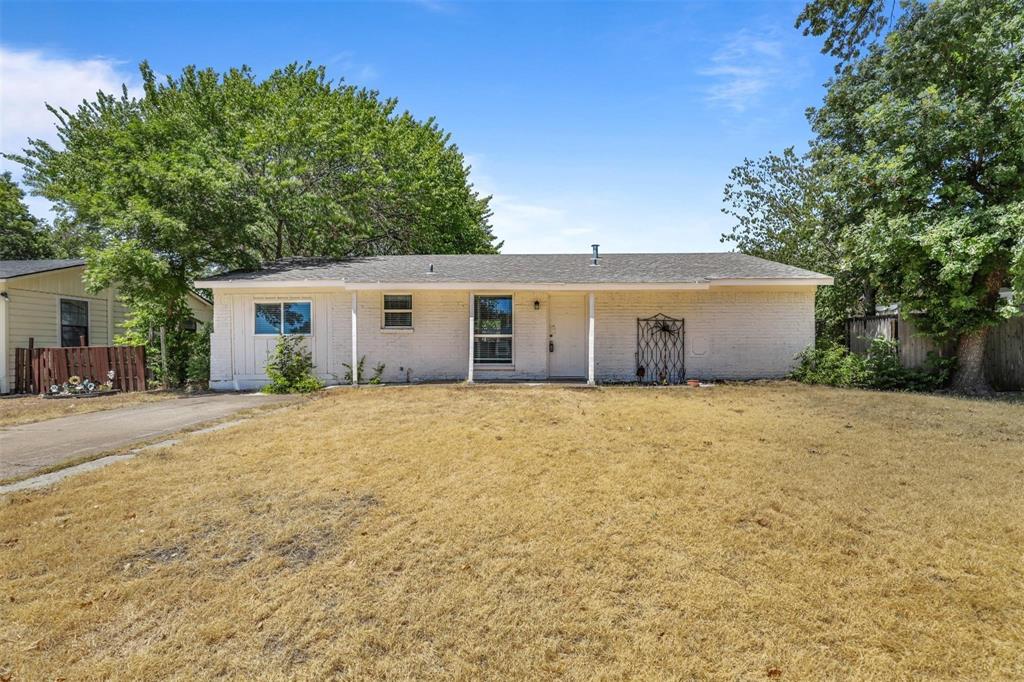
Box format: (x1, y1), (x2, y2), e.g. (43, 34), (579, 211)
(0, 1), (834, 253)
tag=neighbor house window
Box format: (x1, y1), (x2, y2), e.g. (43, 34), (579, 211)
(254, 302), (312, 335)
(382, 294), (413, 329)
(473, 295), (513, 365)
(60, 299), (89, 347)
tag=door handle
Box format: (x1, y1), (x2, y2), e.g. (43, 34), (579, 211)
(549, 341), (554, 352)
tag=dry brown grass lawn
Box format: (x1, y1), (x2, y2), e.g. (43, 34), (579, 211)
(1, 383), (1022, 680)
(0, 390), (175, 428)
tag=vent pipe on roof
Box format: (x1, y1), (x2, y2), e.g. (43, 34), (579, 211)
(590, 244), (600, 266)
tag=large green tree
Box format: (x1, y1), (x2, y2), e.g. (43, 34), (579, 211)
(0, 171), (54, 259)
(809, 0), (1023, 394)
(721, 148), (869, 342)
(9, 62), (496, 384)
(727, 0), (1023, 394)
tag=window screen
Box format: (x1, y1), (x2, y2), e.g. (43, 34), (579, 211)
(383, 294), (413, 328)
(255, 303), (282, 334)
(60, 299), (89, 347)
(283, 302), (312, 334)
(255, 302), (311, 335)
(473, 295), (512, 364)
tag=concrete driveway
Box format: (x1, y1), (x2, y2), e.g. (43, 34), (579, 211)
(0, 393), (294, 480)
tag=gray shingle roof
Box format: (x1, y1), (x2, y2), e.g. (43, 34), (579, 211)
(198, 253), (830, 285)
(0, 259), (85, 280)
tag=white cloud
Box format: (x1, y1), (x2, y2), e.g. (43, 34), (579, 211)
(467, 153), (602, 253)
(0, 45), (141, 217)
(488, 194), (601, 253)
(698, 29), (790, 112)
(327, 51), (378, 84)
(1, 45), (140, 156)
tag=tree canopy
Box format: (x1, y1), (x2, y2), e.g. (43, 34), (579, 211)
(11, 62), (497, 273)
(8, 61), (497, 385)
(725, 0), (1024, 393)
(0, 171), (54, 260)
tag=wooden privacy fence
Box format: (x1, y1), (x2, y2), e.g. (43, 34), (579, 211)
(14, 345), (146, 394)
(846, 314), (1024, 390)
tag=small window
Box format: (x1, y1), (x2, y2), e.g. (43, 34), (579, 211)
(60, 299), (89, 347)
(283, 302), (312, 334)
(473, 295), (512, 364)
(255, 303), (282, 334)
(383, 294), (413, 329)
(254, 302), (312, 335)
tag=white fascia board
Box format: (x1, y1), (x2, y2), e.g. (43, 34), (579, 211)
(194, 277), (832, 290)
(344, 281), (712, 291)
(195, 279), (348, 289)
(195, 280), (714, 291)
(708, 277), (834, 287)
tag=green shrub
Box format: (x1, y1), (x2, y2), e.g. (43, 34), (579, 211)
(185, 322), (212, 384)
(792, 337), (954, 391)
(263, 335), (324, 394)
(369, 362), (386, 384)
(342, 355), (365, 384)
(341, 357), (386, 384)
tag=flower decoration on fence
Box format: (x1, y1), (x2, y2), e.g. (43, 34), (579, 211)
(46, 370), (116, 397)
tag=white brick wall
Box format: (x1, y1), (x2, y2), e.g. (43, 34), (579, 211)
(593, 288), (815, 381)
(209, 286), (817, 389)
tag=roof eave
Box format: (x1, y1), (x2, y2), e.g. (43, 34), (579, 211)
(194, 277), (832, 290)
(0, 262), (87, 281)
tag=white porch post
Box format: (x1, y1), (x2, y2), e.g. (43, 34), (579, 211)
(587, 291), (596, 385)
(350, 291), (358, 386)
(467, 291), (475, 383)
(0, 292), (7, 394)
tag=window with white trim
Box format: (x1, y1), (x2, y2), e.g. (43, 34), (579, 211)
(60, 298), (89, 347)
(473, 295), (513, 365)
(382, 294), (413, 329)
(254, 302), (312, 335)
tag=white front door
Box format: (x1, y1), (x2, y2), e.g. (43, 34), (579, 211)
(548, 293), (587, 378)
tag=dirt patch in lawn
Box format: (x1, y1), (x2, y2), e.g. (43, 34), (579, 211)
(0, 390), (176, 428)
(0, 383), (1022, 679)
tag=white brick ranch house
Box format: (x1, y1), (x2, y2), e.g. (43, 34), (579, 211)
(195, 250), (832, 389)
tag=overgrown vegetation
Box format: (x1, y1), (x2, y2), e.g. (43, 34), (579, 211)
(185, 322), (212, 386)
(341, 356), (385, 384)
(723, 0), (1024, 393)
(263, 335), (323, 394)
(792, 337), (955, 391)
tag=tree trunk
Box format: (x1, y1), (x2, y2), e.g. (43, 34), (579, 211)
(950, 327), (993, 395)
(159, 325), (169, 389)
(276, 218), (284, 260)
(863, 282), (877, 316)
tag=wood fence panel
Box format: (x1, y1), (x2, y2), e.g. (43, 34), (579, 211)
(90, 347), (111, 389)
(896, 317), (955, 368)
(14, 348), (31, 393)
(847, 314), (1023, 390)
(131, 347), (147, 391)
(12, 346), (146, 394)
(847, 316), (898, 355)
(986, 316), (1024, 391)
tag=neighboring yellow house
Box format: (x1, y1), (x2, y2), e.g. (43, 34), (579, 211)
(0, 259), (213, 394)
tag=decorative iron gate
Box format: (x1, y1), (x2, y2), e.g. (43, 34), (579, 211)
(636, 314), (685, 384)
